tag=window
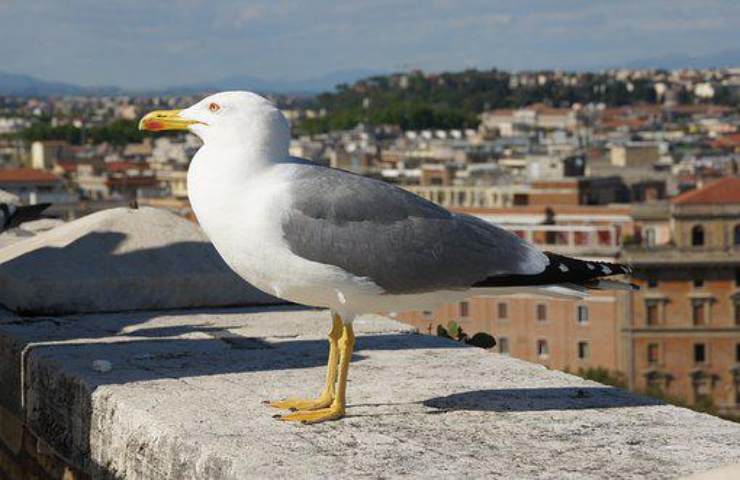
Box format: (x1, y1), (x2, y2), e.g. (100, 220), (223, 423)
(734, 300), (740, 326)
(647, 276), (658, 288)
(694, 343), (706, 364)
(645, 228), (656, 248)
(693, 277), (704, 288)
(422, 310), (433, 320)
(646, 301), (659, 326)
(536, 304), (547, 322)
(736, 268), (740, 287)
(537, 339), (549, 358)
(577, 305), (589, 324)
(645, 371), (664, 391)
(498, 302), (508, 320)
(647, 343), (659, 364)
(736, 343), (740, 363)
(577, 341), (590, 360)
(498, 337), (509, 355)
(692, 299), (707, 326)
(459, 301), (469, 318)
(735, 224), (740, 246)
(694, 376), (711, 402)
(691, 225), (704, 247)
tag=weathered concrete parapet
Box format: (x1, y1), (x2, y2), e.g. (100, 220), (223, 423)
(1, 306), (739, 479)
(0, 207), (282, 314)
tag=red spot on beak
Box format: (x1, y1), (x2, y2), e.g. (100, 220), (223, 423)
(145, 120), (163, 130)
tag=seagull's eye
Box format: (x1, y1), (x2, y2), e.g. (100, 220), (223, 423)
(208, 102), (221, 113)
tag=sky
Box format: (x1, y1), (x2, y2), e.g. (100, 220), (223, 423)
(1, 0), (739, 89)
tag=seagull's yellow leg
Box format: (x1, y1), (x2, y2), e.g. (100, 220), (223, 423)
(280, 320), (355, 423)
(268, 312), (342, 411)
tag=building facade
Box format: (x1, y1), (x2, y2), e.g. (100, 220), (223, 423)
(399, 179), (740, 416)
(623, 177), (740, 416)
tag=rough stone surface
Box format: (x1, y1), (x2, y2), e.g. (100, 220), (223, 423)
(0, 207), (281, 314)
(1, 305), (739, 479)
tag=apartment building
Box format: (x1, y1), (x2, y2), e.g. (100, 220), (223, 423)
(400, 180), (740, 415)
(622, 177), (740, 416)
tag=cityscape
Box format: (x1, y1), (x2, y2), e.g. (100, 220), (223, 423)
(2, 1), (740, 475)
(2, 65), (739, 424)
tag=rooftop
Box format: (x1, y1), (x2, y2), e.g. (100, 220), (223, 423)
(1, 207), (740, 479)
(622, 245), (740, 265)
(672, 177), (740, 205)
(0, 168), (60, 184)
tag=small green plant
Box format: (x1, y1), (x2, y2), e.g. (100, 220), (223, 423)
(446, 321), (462, 339)
(435, 322), (495, 349)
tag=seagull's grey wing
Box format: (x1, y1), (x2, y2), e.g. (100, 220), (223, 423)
(281, 164), (547, 294)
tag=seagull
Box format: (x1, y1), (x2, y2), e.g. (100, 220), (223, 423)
(139, 92), (636, 424)
(0, 191), (50, 233)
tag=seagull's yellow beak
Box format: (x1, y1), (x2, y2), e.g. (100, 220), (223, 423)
(138, 109), (201, 131)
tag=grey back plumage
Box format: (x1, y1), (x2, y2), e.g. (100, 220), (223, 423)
(280, 162), (547, 295)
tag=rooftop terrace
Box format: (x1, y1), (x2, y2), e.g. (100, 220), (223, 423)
(2, 306), (740, 479)
(1, 207), (739, 479)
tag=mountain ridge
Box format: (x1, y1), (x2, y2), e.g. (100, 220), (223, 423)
(2, 50), (738, 97)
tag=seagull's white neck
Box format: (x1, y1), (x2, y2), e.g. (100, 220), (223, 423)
(194, 119), (290, 177)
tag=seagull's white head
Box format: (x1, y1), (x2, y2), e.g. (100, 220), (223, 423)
(139, 91), (290, 156)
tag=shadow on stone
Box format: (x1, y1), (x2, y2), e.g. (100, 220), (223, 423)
(0, 210), (281, 316)
(423, 387), (664, 412)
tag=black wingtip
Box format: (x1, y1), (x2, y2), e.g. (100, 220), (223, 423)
(4, 203), (51, 229)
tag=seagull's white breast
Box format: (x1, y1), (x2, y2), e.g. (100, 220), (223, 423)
(187, 150), (384, 313)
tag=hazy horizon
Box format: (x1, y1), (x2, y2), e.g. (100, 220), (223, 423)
(2, 0), (739, 89)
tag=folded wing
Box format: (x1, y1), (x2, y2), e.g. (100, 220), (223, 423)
(281, 163), (549, 294)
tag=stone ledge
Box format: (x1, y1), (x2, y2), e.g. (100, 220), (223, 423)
(1, 305), (739, 479)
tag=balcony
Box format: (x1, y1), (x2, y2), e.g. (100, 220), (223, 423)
(506, 224), (621, 257)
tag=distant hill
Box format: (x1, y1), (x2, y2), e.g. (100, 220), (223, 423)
(616, 49), (740, 70)
(0, 68), (384, 97)
(166, 68), (385, 95)
(0, 71), (84, 96)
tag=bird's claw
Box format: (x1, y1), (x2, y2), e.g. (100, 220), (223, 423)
(278, 406), (345, 424)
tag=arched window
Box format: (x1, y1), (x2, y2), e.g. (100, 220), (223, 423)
(734, 224), (740, 246)
(691, 225), (704, 247)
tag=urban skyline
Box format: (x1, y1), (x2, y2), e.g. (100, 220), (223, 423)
(1, 1), (739, 89)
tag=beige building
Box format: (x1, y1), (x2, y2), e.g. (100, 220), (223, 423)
(404, 180), (581, 209)
(610, 143), (659, 168)
(30, 140), (68, 170)
(400, 180), (740, 416)
(623, 177), (740, 417)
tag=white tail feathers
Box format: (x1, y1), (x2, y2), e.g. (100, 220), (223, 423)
(535, 284), (589, 299)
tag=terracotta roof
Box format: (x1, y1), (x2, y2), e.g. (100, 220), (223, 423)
(672, 177), (740, 205)
(0, 168), (60, 184)
(711, 133), (740, 149)
(55, 161), (81, 172)
(106, 161), (148, 173)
